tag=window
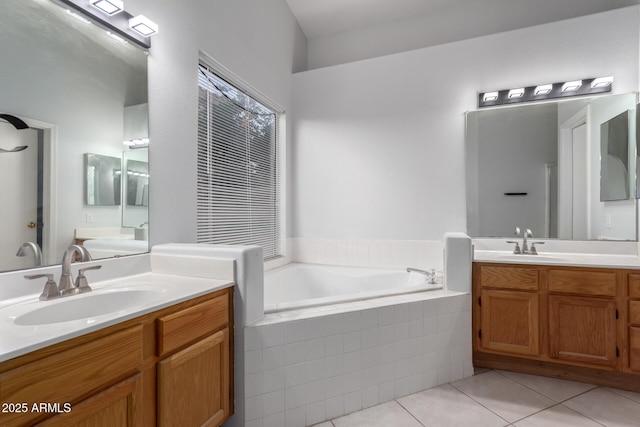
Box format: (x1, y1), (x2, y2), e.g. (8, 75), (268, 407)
(197, 62), (282, 260)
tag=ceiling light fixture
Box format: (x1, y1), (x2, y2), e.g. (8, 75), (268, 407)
(129, 15), (158, 36)
(89, 0), (124, 16)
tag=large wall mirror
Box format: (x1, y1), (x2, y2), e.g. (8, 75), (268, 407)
(466, 93), (637, 241)
(0, 0), (149, 272)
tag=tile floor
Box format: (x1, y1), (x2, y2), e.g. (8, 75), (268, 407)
(310, 369), (640, 426)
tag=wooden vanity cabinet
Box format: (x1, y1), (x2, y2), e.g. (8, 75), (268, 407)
(629, 274), (640, 372)
(477, 266), (540, 356)
(474, 263), (640, 392)
(0, 286), (233, 427)
(547, 269), (618, 367)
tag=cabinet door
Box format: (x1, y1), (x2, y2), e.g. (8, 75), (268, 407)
(630, 327), (640, 372)
(36, 374), (143, 427)
(481, 290), (539, 356)
(157, 328), (230, 427)
(549, 295), (616, 367)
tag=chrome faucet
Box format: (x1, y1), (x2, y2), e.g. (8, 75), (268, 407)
(16, 242), (43, 267)
(59, 245), (86, 296)
(507, 227), (544, 255)
(24, 245), (99, 300)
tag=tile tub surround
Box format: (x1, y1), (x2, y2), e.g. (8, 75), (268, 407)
(291, 238), (445, 271)
(244, 292), (472, 427)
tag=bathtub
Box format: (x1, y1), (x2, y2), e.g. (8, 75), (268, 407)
(264, 263), (441, 313)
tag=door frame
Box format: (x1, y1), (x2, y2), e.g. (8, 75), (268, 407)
(22, 116), (58, 266)
(558, 106), (590, 240)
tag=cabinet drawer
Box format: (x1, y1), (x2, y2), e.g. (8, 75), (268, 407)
(630, 301), (640, 325)
(157, 295), (229, 357)
(0, 326), (143, 427)
(480, 266), (538, 290)
(630, 274), (640, 298)
(548, 269), (616, 297)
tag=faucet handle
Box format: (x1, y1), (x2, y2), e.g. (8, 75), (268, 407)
(529, 242), (545, 255)
(506, 240), (522, 254)
(25, 273), (61, 301)
(75, 265), (102, 293)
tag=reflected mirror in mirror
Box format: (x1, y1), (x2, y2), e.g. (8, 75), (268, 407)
(466, 93), (637, 241)
(85, 153), (122, 206)
(123, 148), (149, 228)
(601, 110), (630, 201)
(0, 0), (149, 272)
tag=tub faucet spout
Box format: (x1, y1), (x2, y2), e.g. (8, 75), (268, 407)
(407, 267), (438, 284)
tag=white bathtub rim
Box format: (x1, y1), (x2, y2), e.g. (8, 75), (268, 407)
(264, 283), (442, 314)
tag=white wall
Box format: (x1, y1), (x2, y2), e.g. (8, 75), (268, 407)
(292, 7), (639, 241)
(126, 0), (307, 246)
(307, 0), (639, 69)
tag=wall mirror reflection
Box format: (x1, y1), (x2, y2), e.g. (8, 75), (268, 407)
(0, 0), (149, 272)
(85, 153), (122, 206)
(466, 93), (637, 241)
(600, 110), (630, 201)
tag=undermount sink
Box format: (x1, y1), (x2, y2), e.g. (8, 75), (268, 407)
(14, 288), (164, 326)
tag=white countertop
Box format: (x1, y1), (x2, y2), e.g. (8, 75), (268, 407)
(0, 272), (233, 363)
(474, 250), (640, 269)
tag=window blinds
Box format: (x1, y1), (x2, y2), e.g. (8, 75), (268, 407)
(197, 64), (281, 260)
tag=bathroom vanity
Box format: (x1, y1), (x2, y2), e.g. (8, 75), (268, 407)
(0, 276), (234, 427)
(472, 256), (640, 391)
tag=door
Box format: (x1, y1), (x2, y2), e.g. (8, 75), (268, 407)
(571, 123), (588, 239)
(35, 374), (143, 426)
(481, 289), (540, 356)
(157, 329), (230, 427)
(549, 295), (617, 367)
(0, 121), (40, 270)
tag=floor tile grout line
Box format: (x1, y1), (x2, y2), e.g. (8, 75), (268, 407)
(494, 369), (598, 404)
(445, 382), (512, 425)
(394, 398), (427, 427)
(557, 402), (608, 427)
(603, 386), (640, 406)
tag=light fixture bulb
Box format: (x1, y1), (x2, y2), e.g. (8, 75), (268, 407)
(508, 88), (525, 99)
(106, 31), (128, 43)
(129, 15), (159, 36)
(483, 92), (499, 102)
(562, 80), (582, 92)
(66, 10), (91, 24)
(534, 84), (553, 95)
(591, 76), (613, 88)
(90, 0), (124, 16)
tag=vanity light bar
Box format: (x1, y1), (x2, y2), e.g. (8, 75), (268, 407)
(54, 0), (157, 49)
(478, 76), (613, 108)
